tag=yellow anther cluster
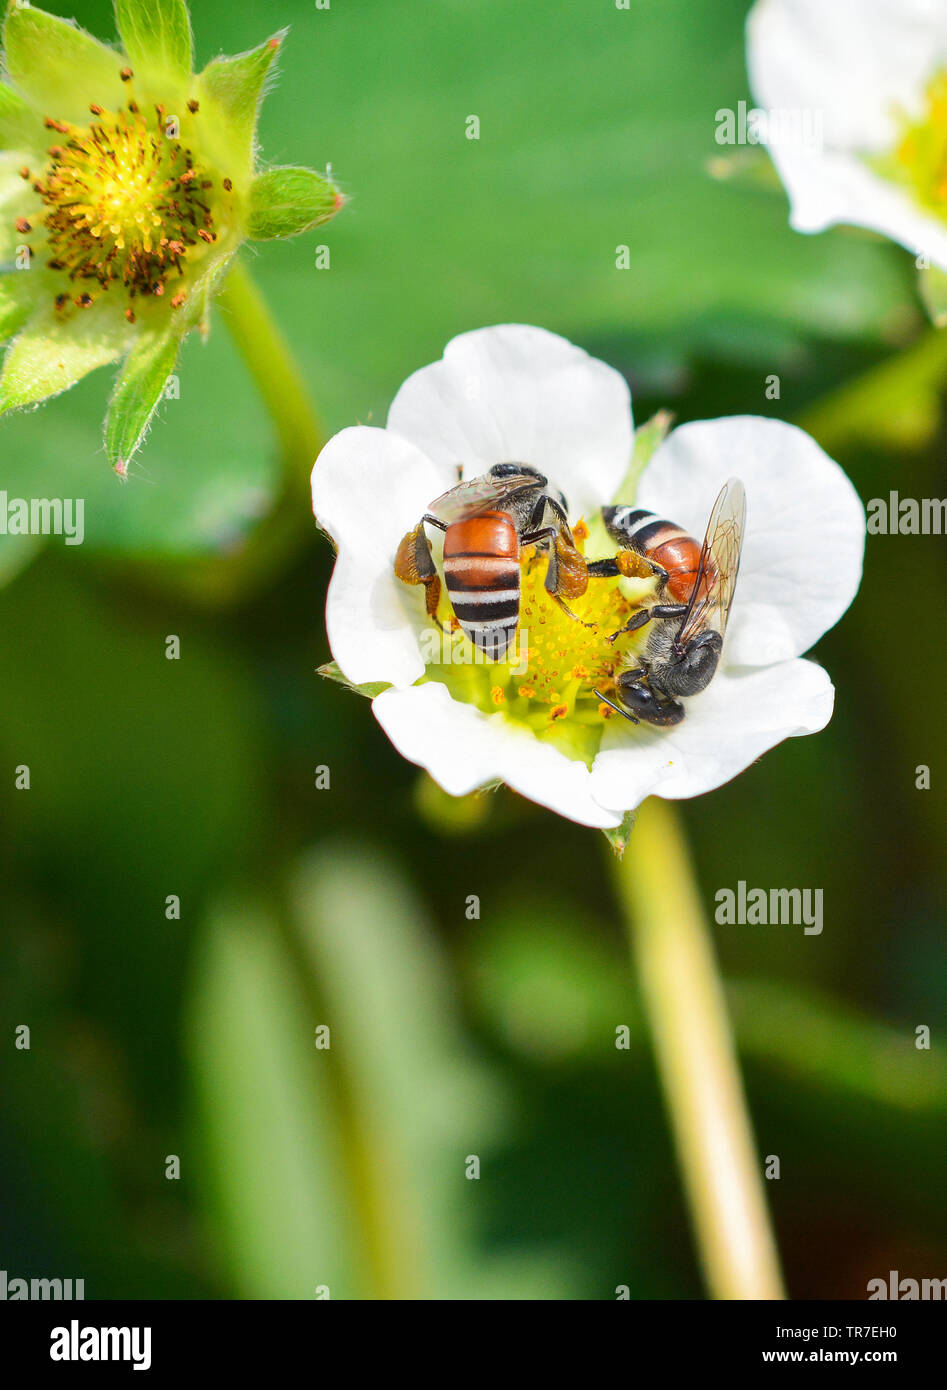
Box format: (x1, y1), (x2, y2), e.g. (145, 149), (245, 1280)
(34, 100), (226, 312)
(893, 71), (947, 213)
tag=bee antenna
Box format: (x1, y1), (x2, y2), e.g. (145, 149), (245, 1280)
(594, 689), (639, 724)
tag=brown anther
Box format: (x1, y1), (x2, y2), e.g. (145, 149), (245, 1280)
(187, 100), (200, 114)
(179, 169), (196, 184)
(223, 178), (233, 192)
(198, 229), (215, 242)
(75, 293), (94, 308)
(19, 166), (30, 180)
(55, 293), (69, 311)
(128, 101), (140, 114)
(15, 217), (31, 234)
(120, 67), (133, 81)
(171, 291), (186, 309)
(90, 103), (104, 116)
(153, 282), (165, 296)
(124, 308), (136, 323)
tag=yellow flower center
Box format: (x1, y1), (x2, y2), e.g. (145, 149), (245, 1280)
(30, 96), (230, 315)
(889, 70), (947, 214)
(423, 521), (656, 763)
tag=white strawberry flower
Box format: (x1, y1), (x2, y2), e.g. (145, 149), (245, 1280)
(746, 0), (947, 271)
(310, 325), (864, 830)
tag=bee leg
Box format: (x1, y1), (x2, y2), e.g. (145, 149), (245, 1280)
(522, 521), (595, 627)
(394, 520), (445, 628)
(587, 552), (668, 583)
(605, 602), (687, 645)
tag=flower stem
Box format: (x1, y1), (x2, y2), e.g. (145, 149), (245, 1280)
(156, 258), (324, 605)
(797, 324), (947, 454)
(611, 798), (786, 1300)
(218, 257), (324, 485)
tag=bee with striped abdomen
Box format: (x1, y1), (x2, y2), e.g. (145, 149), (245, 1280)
(588, 478), (746, 726)
(394, 463), (588, 660)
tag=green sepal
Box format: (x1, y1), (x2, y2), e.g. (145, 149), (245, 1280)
(317, 661), (389, 700)
(918, 264), (947, 329)
(246, 167), (342, 241)
(0, 82), (44, 154)
(114, 0), (193, 85)
(3, 6), (127, 123)
(614, 409), (674, 503)
(198, 32), (285, 159)
(602, 810), (637, 858)
(0, 287), (32, 346)
(105, 331), (181, 470)
(0, 300), (129, 415)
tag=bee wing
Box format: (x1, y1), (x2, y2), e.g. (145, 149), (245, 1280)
(675, 477), (746, 649)
(427, 472), (538, 523)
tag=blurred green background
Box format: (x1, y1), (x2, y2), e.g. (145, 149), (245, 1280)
(1, 0), (945, 1299)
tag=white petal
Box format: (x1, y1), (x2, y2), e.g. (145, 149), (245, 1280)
(386, 324), (633, 520)
(747, 0), (947, 268)
(590, 659), (834, 813)
(311, 427), (456, 688)
(373, 681), (622, 829)
(766, 145), (947, 273)
(748, 0), (947, 151)
(636, 417), (864, 665)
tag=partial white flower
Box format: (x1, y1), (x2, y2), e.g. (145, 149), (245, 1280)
(311, 325), (865, 829)
(747, 0), (947, 270)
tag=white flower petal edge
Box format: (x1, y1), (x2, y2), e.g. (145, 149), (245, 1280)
(590, 658), (835, 813)
(747, 0), (947, 269)
(386, 324), (634, 520)
(636, 417), (865, 668)
(373, 682), (623, 830)
(311, 426), (456, 688)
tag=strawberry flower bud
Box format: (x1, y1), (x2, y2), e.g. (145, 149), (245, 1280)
(0, 1), (344, 471)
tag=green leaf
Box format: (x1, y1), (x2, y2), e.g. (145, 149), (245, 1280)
(0, 81), (44, 153)
(3, 6), (126, 123)
(105, 332), (181, 470)
(187, 898), (362, 1298)
(246, 167), (343, 241)
(114, 0), (192, 85)
(198, 32), (284, 162)
(0, 302), (129, 415)
(918, 264), (947, 329)
(289, 845), (509, 1298)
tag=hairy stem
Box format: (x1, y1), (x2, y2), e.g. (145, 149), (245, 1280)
(612, 798), (786, 1300)
(218, 257), (323, 484)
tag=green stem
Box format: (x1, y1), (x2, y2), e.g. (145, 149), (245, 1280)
(797, 324), (947, 454)
(218, 257), (323, 481)
(612, 798), (786, 1300)
(147, 258), (324, 605)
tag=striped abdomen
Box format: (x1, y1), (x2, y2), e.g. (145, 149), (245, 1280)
(606, 507), (712, 604)
(443, 510), (520, 659)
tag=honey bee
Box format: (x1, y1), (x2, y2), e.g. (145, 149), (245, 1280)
(589, 478), (746, 726)
(394, 463), (588, 659)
